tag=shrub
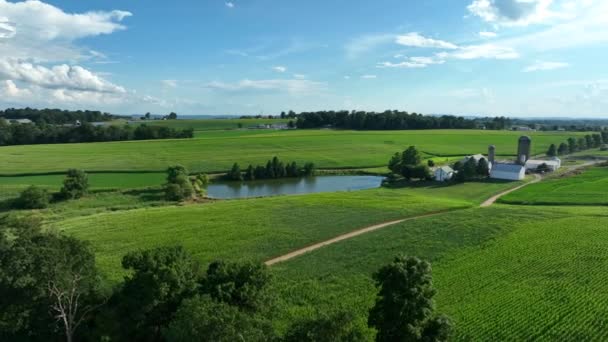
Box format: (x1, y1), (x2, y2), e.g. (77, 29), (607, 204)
(59, 169), (89, 199)
(16, 186), (49, 209)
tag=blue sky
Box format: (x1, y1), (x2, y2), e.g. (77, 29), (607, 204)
(0, 0), (607, 117)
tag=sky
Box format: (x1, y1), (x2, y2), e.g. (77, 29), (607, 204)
(0, 0), (607, 117)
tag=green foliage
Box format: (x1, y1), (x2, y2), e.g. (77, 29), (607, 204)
(388, 153), (401, 174)
(284, 311), (369, 342)
(227, 163), (243, 181)
(476, 158), (490, 177)
(368, 256), (452, 342)
(427, 159), (435, 168)
(537, 163), (551, 173)
(164, 165), (194, 201)
(558, 143), (569, 155)
(16, 185), (49, 209)
(60, 169), (89, 199)
(233, 157), (312, 180)
(303, 162), (316, 176)
(201, 260), (272, 313)
(111, 246), (200, 341)
(547, 143), (557, 157)
(402, 146), (421, 166)
(164, 295), (274, 342)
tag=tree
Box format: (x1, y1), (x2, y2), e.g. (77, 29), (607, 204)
(111, 246), (200, 341)
(228, 163), (243, 181)
(427, 160), (435, 168)
(16, 186), (49, 209)
(388, 153), (402, 174)
(402, 146), (421, 166)
(592, 134), (602, 148)
(537, 163), (551, 173)
(168, 112), (177, 120)
(0, 217), (102, 342)
(200, 261), (272, 314)
(462, 157), (478, 180)
(568, 137), (577, 153)
(547, 144), (557, 157)
(164, 165), (194, 201)
(60, 169), (89, 199)
(245, 165), (255, 181)
(284, 311), (369, 342)
(558, 143), (569, 156)
(368, 256), (452, 342)
(303, 162), (316, 176)
(164, 295), (273, 342)
(476, 158), (490, 177)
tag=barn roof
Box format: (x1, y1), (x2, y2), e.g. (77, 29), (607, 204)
(492, 163), (525, 173)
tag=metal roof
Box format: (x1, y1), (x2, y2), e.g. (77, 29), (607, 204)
(492, 163), (525, 173)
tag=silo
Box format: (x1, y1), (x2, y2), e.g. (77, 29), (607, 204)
(488, 145), (496, 165)
(517, 136), (532, 165)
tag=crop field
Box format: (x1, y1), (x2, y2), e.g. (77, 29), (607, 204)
(500, 165), (608, 205)
(0, 129), (583, 175)
(0, 172), (166, 190)
(271, 205), (608, 340)
(141, 118), (290, 132)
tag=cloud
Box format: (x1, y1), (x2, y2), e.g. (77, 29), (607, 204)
(345, 33), (394, 58)
(225, 2), (235, 8)
(437, 44), (519, 60)
(377, 56), (445, 69)
(1, 80), (30, 97)
(0, 59), (126, 93)
(293, 74), (306, 79)
(479, 31), (498, 38)
(204, 78), (326, 94)
(272, 66), (287, 73)
(395, 33), (458, 49)
(361, 75), (377, 79)
(344, 75), (351, 80)
(0, 0), (131, 61)
(523, 61), (569, 72)
(162, 79), (178, 88)
(467, 0), (557, 26)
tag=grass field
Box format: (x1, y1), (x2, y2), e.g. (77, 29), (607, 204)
(54, 179), (525, 282)
(141, 118), (290, 133)
(0, 129), (584, 175)
(271, 205), (608, 340)
(500, 165), (608, 205)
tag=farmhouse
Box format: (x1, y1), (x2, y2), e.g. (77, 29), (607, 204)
(434, 166), (454, 182)
(490, 163), (526, 181)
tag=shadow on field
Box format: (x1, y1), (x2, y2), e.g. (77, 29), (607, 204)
(383, 178), (514, 190)
(122, 188), (166, 201)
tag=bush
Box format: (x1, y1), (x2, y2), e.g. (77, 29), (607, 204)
(59, 169), (89, 199)
(16, 186), (49, 209)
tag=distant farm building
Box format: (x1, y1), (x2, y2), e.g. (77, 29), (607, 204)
(9, 118), (33, 124)
(434, 166), (454, 182)
(525, 158), (561, 172)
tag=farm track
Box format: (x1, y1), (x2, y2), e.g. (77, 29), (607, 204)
(265, 158), (603, 266)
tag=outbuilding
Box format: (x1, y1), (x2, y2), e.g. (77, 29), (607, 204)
(490, 163), (526, 181)
(525, 158), (561, 172)
(434, 166), (454, 182)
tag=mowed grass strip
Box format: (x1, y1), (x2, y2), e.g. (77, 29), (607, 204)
(271, 206), (608, 341)
(57, 187), (475, 282)
(500, 165), (608, 205)
(0, 129), (583, 174)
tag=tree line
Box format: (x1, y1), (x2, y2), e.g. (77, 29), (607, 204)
(547, 132), (608, 157)
(0, 214), (452, 341)
(226, 157), (316, 181)
(0, 121), (194, 146)
(295, 110), (476, 130)
(0, 107), (121, 124)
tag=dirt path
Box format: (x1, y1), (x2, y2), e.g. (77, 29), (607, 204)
(264, 210), (454, 266)
(265, 159), (602, 266)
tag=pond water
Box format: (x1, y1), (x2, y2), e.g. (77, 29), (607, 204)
(207, 175), (384, 199)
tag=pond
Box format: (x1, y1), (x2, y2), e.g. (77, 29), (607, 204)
(207, 175), (385, 199)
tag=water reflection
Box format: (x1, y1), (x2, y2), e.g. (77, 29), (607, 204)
(207, 175), (384, 199)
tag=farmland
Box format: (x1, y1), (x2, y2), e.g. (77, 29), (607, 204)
(0, 129), (583, 175)
(141, 118), (290, 134)
(271, 205), (608, 340)
(500, 165), (608, 205)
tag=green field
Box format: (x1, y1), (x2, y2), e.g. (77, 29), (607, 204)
(271, 205), (608, 340)
(500, 165), (608, 205)
(0, 129), (583, 175)
(141, 118), (290, 133)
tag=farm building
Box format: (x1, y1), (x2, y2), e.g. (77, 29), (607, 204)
(525, 157), (561, 172)
(9, 118), (33, 124)
(434, 166), (454, 182)
(491, 163), (526, 181)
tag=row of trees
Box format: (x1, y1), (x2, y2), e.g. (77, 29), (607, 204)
(0, 107), (120, 124)
(0, 215), (451, 341)
(226, 157), (316, 181)
(452, 157), (490, 182)
(164, 165), (209, 201)
(296, 110), (476, 130)
(547, 132), (608, 157)
(0, 121), (194, 146)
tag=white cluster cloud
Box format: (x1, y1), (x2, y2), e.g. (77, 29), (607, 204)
(468, 0), (556, 26)
(523, 61), (569, 72)
(204, 78), (326, 95)
(395, 33), (458, 49)
(438, 44), (519, 60)
(226, 2), (235, 8)
(361, 75), (377, 79)
(377, 56), (445, 69)
(479, 31), (498, 38)
(272, 66), (287, 73)
(162, 79), (178, 88)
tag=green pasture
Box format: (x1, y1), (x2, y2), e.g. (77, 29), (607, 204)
(0, 172), (166, 190)
(140, 118), (289, 132)
(272, 205), (608, 341)
(0, 129), (584, 175)
(500, 165), (608, 205)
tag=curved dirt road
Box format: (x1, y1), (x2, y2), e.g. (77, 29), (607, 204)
(480, 174), (542, 207)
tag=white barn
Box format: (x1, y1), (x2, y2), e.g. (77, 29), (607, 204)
(525, 158), (561, 172)
(490, 163), (526, 181)
(434, 166), (454, 182)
